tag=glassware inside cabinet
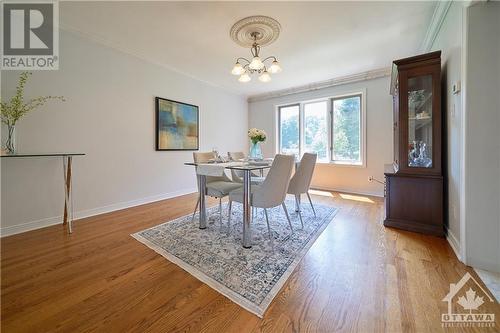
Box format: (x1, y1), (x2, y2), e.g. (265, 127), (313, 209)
(407, 75), (433, 168)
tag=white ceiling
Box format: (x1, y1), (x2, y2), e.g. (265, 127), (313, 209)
(60, 1), (437, 97)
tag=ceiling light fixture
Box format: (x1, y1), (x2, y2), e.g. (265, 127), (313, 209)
(230, 16), (282, 83)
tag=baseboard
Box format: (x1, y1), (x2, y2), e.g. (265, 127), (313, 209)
(473, 268), (500, 302)
(0, 215), (64, 238)
(310, 185), (384, 198)
(74, 188), (197, 221)
(445, 227), (462, 262)
(0, 187), (197, 237)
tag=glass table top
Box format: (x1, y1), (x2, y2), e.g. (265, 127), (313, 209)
(1, 152), (85, 158)
(185, 161), (272, 171)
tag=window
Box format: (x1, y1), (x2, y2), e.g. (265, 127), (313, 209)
(332, 95), (362, 164)
(304, 101), (329, 162)
(278, 93), (365, 166)
(278, 104), (300, 156)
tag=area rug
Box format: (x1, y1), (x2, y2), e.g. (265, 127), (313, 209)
(132, 199), (338, 317)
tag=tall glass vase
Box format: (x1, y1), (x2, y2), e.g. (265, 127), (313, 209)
(249, 141), (262, 160)
(5, 125), (16, 155)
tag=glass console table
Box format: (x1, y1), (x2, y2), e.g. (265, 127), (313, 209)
(1, 153), (85, 234)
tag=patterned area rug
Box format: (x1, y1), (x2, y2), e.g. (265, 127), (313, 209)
(132, 198), (338, 317)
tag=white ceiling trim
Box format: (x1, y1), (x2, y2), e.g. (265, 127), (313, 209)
(247, 67), (391, 103)
(59, 22), (244, 97)
(421, 1), (453, 52)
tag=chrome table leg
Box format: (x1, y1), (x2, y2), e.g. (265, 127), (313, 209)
(197, 174), (207, 229)
(242, 169), (252, 248)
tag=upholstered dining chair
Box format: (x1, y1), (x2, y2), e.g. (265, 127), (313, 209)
(287, 152), (318, 228)
(228, 154), (295, 240)
(227, 151), (265, 184)
(191, 152), (242, 225)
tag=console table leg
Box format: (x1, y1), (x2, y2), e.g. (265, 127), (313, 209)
(63, 156), (73, 233)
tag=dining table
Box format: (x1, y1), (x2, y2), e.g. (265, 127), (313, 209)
(185, 160), (272, 248)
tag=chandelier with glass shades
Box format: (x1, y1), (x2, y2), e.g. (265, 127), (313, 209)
(231, 32), (282, 83)
(229, 16), (282, 83)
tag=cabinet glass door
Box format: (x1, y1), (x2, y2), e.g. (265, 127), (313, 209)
(407, 74), (433, 168)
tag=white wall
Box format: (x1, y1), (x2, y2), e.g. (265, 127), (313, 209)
(427, 1), (500, 273)
(464, 2), (500, 273)
(248, 76), (393, 197)
(1, 29), (248, 236)
(430, 1), (464, 259)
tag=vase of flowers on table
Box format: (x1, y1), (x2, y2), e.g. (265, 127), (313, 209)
(248, 128), (266, 160)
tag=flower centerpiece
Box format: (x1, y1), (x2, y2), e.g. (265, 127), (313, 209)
(248, 128), (267, 159)
(0, 72), (65, 154)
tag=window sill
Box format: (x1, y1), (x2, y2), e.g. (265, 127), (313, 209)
(316, 161), (366, 168)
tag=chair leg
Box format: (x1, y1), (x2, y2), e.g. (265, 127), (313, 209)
(191, 198), (200, 223)
(306, 192), (316, 216)
(264, 208), (272, 240)
(219, 198), (223, 226)
(295, 195), (304, 229)
(227, 200), (232, 235)
(282, 203), (293, 232)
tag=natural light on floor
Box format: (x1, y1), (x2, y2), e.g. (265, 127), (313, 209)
(308, 189), (334, 197)
(339, 193), (374, 203)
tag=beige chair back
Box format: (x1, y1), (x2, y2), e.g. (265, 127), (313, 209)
(253, 154), (295, 208)
(193, 152), (230, 183)
(193, 151), (216, 163)
(228, 152), (245, 181)
(287, 153), (317, 195)
(228, 152), (245, 161)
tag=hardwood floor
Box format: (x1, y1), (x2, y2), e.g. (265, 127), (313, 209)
(1, 191), (499, 332)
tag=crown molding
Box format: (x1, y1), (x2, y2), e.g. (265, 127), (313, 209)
(461, 0), (489, 8)
(421, 1), (453, 52)
(247, 67), (391, 103)
(58, 23), (244, 98)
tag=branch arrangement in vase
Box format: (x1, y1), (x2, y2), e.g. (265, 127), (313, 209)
(0, 72), (65, 154)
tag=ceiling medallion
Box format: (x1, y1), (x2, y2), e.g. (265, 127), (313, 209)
(230, 16), (282, 83)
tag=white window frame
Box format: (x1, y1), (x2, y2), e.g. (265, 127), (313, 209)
(275, 90), (366, 167)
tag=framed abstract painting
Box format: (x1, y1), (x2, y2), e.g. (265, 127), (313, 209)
(155, 97), (199, 151)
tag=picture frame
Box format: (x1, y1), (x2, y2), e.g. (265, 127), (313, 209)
(155, 97), (199, 151)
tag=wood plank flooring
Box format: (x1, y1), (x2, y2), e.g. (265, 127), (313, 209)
(1, 191), (499, 332)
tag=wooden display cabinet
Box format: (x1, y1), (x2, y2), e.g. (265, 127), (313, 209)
(384, 51), (444, 237)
